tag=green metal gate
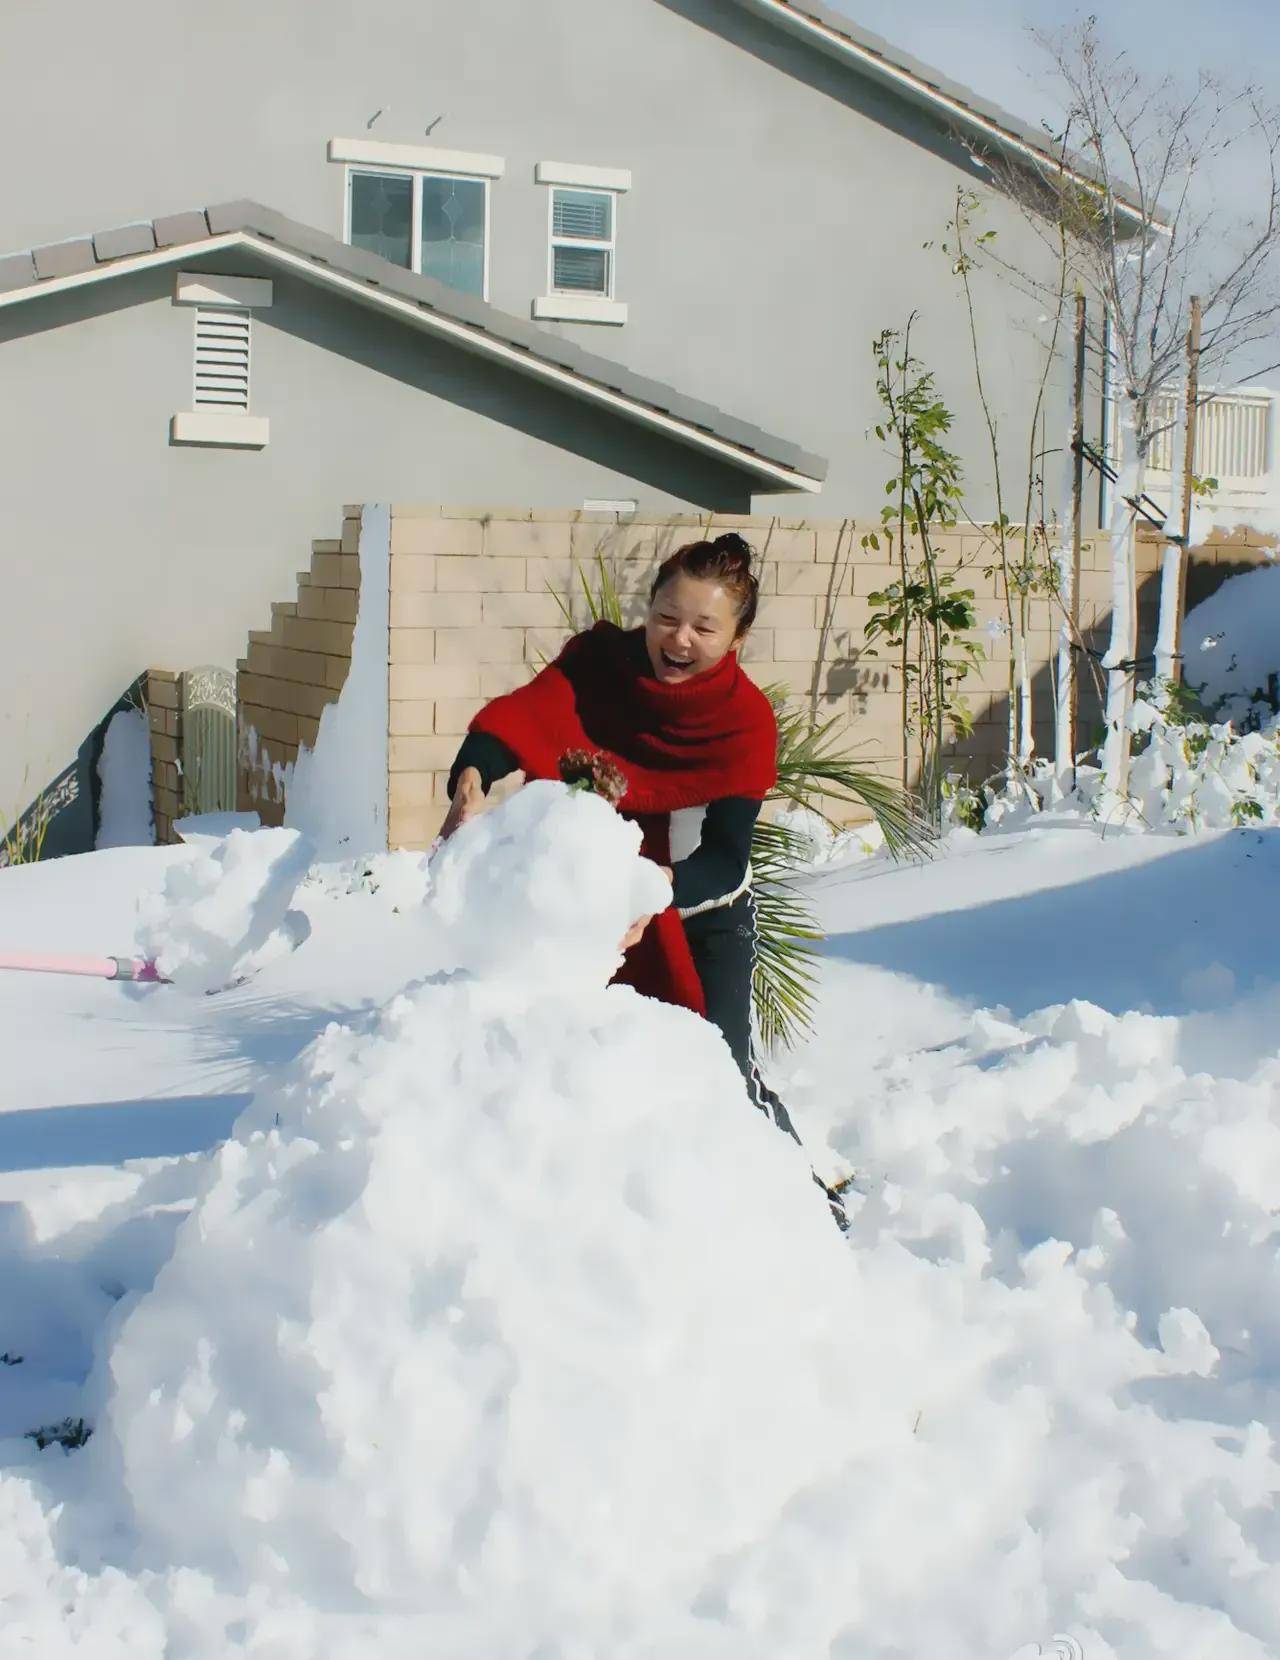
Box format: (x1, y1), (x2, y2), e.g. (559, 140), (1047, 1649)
(180, 665), (237, 816)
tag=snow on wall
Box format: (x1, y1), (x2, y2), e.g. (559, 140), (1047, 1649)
(1183, 561), (1280, 713)
(95, 708), (153, 850)
(285, 504), (390, 860)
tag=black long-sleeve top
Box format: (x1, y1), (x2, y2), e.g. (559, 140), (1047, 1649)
(448, 732), (761, 914)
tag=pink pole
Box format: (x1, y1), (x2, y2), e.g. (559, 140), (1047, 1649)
(0, 951), (166, 983)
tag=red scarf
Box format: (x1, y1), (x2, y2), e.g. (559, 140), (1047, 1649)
(470, 622), (777, 1013)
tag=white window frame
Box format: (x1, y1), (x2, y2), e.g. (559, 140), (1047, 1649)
(533, 162), (630, 326)
(546, 186), (617, 302)
(341, 163), (492, 301)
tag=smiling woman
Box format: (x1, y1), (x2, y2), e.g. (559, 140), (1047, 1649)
(439, 533), (801, 1141)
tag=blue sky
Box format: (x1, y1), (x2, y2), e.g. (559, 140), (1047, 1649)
(832, 0), (1280, 121)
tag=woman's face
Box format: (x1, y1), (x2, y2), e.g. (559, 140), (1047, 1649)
(644, 573), (744, 684)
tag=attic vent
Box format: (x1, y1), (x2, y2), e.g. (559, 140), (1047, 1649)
(194, 307), (252, 410)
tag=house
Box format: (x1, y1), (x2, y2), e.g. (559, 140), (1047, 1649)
(0, 0), (1146, 856)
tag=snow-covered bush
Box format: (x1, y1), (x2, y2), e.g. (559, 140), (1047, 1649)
(1126, 686), (1280, 829)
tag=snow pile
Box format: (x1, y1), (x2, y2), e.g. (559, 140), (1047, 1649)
(773, 972), (1280, 1659)
(75, 783), (866, 1655)
(4, 799), (1280, 1656)
(302, 847), (434, 912)
(95, 708), (152, 850)
(136, 826), (314, 993)
(772, 803), (885, 866)
(1184, 562), (1280, 727)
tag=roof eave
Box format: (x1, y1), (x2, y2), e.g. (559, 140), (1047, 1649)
(0, 226), (825, 493)
(726, 0), (1172, 234)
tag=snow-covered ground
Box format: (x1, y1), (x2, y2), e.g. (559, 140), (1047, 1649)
(1, 795), (1278, 1659)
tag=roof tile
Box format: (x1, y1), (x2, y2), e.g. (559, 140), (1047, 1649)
(31, 239), (96, 280)
(152, 210), (211, 248)
(93, 222), (158, 262)
(0, 251), (36, 293)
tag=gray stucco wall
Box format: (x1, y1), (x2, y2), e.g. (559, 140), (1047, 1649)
(1, 0), (1083, 521)
(0, 257), (749, 829)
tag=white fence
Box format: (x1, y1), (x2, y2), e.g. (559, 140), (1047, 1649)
(1147, 386), (1278, 523)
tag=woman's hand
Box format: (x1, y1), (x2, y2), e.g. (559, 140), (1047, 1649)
(620, 913), (654, 953)
(438, 767), (484, 842)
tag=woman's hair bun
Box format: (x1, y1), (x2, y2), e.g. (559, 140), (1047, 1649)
(710, 531), (752, 569)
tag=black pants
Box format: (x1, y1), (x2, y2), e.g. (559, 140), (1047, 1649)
(683, 893), (801, 1144)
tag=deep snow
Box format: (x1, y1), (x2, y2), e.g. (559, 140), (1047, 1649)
(1, 794), (1278, 1659)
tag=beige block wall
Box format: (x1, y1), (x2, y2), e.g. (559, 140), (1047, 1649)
(382, 507), (1085, 848)
(236, 513), (362, 827)
(146, 668), (182, 845)
(230, 509), (1280, 857)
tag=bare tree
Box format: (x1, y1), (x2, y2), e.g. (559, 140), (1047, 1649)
(972, 19), (1280, 799)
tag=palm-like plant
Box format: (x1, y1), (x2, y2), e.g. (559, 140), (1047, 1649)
(552, 555), (931, 1050)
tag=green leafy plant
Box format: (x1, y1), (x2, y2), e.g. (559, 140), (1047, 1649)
(866, 322), (982, 824)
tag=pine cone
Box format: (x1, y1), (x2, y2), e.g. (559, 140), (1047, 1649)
(558, 749), (628, 807)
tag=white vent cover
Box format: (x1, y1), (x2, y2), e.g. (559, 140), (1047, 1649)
(194, 308), (252, 410)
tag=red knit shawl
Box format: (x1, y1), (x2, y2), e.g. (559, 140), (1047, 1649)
(469, 622), (777, 1013)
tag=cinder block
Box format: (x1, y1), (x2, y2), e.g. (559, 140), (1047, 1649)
(757, 596), (817, 629)
(388, 804), (443, 850)
(311, 539), (342, 555)
(433, 698), (481, 735)
(759, 527), (817, 562)
(324, 587), (359, 623)
(150, 733), (179, 764)
(436, 557), (525, 593)
(484, 519), (571, 560)
(323, 654), (351, 690)
(480, 664), (531, 697)
(481, 591), (566, 628)
(390, 663), (480, 700)
(392, 555), (437, 593)
(389, 771), (435, 807)
(389, 734), (462, 771)
(739, 629), (774, 663)
(776, 562), (843, 597)
(242, 703), (299, 745)
(281, 615), (355, 657)
(297, 716), (321, 749)
(338, 556), (361, 589)
(388, 699), (435, 736)
(406, 592), (482, 628)
(297, 588), (328, 621)
(312, 553), (343, 586)
(390, 629), (435, 664)
(429, 629), (508, 666)
(774, 628), (824, 661)
(524, 627), (571, 663)
(340, 517), (362, 555)
(147, 673), (180, 710)
(391, 516), (483, 557)
(524, 557), (578, 592)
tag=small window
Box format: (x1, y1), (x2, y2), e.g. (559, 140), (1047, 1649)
(550, 187), (614, 298)
(347, 167), (488, 298)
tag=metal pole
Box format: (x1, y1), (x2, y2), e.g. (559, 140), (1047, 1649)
(1171, 296), (1203, 683)
(1068, 292), (1087, 785)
